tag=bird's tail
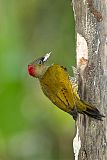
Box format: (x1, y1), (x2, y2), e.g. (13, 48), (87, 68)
(76, 97), (105, 120)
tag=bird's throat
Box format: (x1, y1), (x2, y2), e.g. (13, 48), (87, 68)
(38, 65), (49, 79)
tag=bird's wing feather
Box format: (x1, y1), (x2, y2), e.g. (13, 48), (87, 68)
(56, 87), (70, 107)
(40, 64), (76, 108)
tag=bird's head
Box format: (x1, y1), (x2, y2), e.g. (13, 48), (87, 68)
(28, 52), (51, 78)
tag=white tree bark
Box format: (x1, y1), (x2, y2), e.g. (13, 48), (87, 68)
(72, 0), (107, 159)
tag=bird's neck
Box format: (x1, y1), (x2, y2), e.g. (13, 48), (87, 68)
(38, 65), (49, 79)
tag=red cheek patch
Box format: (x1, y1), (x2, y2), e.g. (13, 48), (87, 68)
(28, 64), (35, 77)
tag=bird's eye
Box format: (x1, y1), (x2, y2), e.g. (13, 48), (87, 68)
(32, 52), (51, 65)
(32, 57), (44, 64)
(39, 57), (45, 64)
(37, 56), (47, 64)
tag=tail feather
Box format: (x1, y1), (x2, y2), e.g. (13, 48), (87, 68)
(83, 107), (105, 120)
(76, 98), (105, 120)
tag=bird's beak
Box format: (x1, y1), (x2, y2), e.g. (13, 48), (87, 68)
(31, 52), (52, 65)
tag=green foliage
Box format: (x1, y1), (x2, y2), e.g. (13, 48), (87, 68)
(0, 0), (75, 159)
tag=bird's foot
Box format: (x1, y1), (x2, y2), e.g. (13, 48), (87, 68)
(70, 107), (78, 121)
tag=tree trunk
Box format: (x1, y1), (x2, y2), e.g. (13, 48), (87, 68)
(72, 0), (107, 160)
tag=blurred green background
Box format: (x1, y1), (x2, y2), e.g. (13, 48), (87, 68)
(0, 0), (75, 160)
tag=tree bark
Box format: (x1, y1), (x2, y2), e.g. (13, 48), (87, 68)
(72, 0), (107, 160)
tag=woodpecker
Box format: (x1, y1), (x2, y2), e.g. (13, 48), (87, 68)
(28, 52), (104, 120)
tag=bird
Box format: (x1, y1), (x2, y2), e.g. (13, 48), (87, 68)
(28, 52), (104, 120)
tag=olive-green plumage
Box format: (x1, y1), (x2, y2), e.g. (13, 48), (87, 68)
(28, 53), (104, 120)
(40, 64), (76, 113)
(39, 64), (103, 120)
